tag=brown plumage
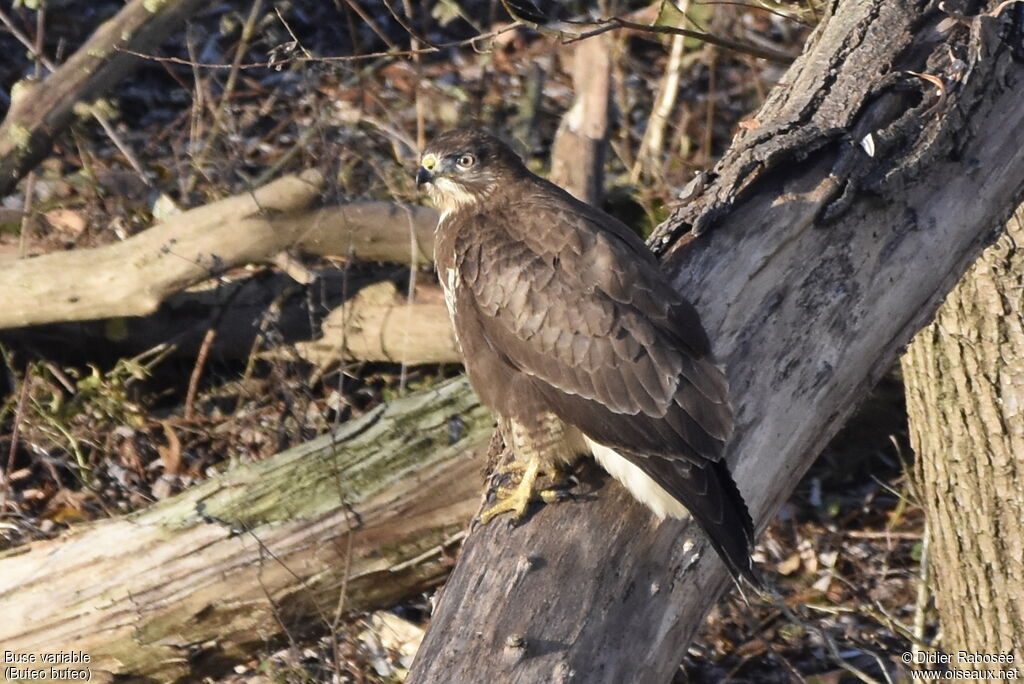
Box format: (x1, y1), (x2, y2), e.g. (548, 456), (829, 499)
(417, 128), (759, 586)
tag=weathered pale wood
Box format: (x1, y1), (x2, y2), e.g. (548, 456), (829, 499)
(0, 0), (204, 196)
(0, 377), (490, 682)
(902, 206), (1024, 665)
(294, 280), (459, 367)
(409, 3), (1024, 682)
(1, 274), (458, 370)
(0, 171), (322, 328)
(0, 167), (439, 330)
(284, 202), (439, 265)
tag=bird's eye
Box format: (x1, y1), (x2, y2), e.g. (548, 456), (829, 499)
(455, 154), (476, 169)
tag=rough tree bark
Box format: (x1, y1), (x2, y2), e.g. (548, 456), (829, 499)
(0, 0), (204, 195)
(0, 377), (489, 683)
(408, 3), (1024, 682)
(901, 205), (1024, 667)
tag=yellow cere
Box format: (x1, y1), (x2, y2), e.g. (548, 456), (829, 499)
(421, 153), (438, 171)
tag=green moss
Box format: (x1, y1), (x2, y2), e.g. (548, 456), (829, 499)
(9, 78), (36, 104)
(9, 124), (32, 150)
(150, 378), (491, 530)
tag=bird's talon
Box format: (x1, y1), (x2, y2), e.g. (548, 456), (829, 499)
(538, 488), (569, 504)
(479, 457), (541, 524)
(479, 488), (532, 524)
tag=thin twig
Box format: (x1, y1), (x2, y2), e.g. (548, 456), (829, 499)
(10, 5), (45, 258)
(116, 23), (523, 68)
(911, 517), (931, 663)
(734, 597), (809, 682)
(399, 208), (420, 396)
(402, 0), (426, 152)
(91, 109), (152, 186)
(1, 366), (33, 512)
(779, 599), (888, 684)
(18, 172), (36, 259)
(561, 16), (795, 63)
(382, 0), (438, 49)
(331, 523), (357, 628)
(632, 2), (690, 182)
(184, 328), (216, 421)
(330, 522), (356, 681)
(273, 5), (314, 59)
(703, 45), (718, 166)
(338, 0), (399, 50)
(185, 26), (207, 192)
(690, 0), (814, 27)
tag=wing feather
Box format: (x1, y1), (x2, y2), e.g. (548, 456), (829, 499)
(454, 184), (732, 463)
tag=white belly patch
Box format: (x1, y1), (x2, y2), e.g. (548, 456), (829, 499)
(584, 437), (689, 520)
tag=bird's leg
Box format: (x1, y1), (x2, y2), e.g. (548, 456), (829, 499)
(478, 455), (542, 525)
(540, 463), (576, 499)
(477, 417), (579, 524)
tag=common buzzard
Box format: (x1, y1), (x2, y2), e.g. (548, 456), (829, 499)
(417, 129), (758, 585)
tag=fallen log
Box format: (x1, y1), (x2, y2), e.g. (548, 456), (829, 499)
(408, 3), (1024, 682)
(0, 164), (439, 330)
(0, 171), (323, 328)
(293, 280), (460, 368)
(0, 377), (490, 682)
(2, 274), (458, 368)
(285, 202), (438, 265)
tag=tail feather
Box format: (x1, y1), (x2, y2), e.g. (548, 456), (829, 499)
(637, 455), (761, 588)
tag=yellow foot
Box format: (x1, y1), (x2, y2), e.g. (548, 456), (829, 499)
(478, 459), (574, 524)
(479, 458), (540, 524)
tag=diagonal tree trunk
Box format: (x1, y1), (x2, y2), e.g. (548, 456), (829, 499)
(901, 205), (1024, 668)
(408, 2), (1024, 682)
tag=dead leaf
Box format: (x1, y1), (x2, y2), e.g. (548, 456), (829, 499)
(151, 475), (176, 500)
(151, 193), (183, 222)
(44, 208), (87, 235)
(118, 436), (145, 477)
(777, 552), (802, 575)
(43, 488), (94, 523)
(158, 421), (183, 475)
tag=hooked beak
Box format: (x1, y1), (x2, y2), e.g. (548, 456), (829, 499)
(416, 166), (433, 187)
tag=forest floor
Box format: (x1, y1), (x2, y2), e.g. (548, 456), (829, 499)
(0, 1), (931, 682)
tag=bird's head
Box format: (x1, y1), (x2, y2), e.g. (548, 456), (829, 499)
(416, 129), (525, 214)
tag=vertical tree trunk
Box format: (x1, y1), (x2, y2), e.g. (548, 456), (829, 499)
(549, 33), (612, 206)
(902, 206), (1024, 664)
